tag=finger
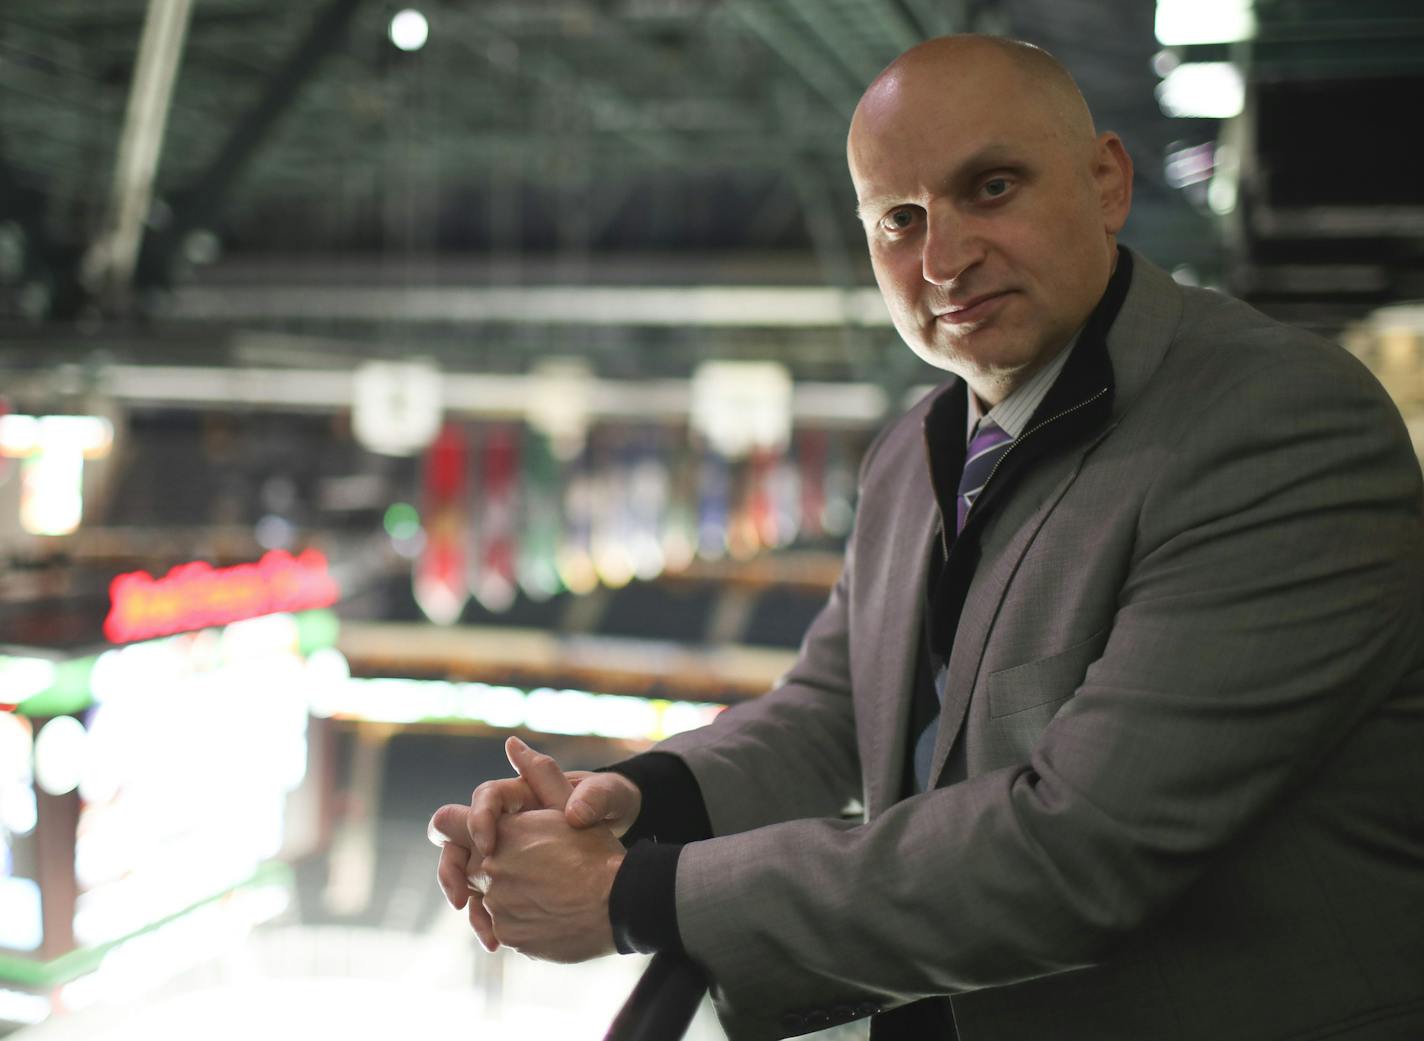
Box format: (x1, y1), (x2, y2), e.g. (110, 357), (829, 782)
(467, 775), (541, 856)
(468, 785), (531, 856)
(470, 776), (537, 819)
(428, 804), (470, 848)
(436, 841), (473, 909)
(506, 736), (575, 809)
(467, 893), (499, 953)
(467, 780), (523, 856)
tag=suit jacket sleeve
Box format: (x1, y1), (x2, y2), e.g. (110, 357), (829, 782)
(641, 432), (904, 837)
(663, 343), (1424, 1039)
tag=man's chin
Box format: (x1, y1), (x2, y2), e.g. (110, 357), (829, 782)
(917, 347), (1055, 405)
(916, 334), (1022, 378)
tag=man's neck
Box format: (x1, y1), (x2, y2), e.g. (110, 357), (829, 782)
(967, 332), (1081, 441)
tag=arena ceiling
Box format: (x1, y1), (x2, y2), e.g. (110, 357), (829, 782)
(1, 0), (1422, 389)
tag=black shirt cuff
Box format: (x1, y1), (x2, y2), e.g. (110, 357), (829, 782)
(599, 752), (710, 958)
(609, 839), (685, 956)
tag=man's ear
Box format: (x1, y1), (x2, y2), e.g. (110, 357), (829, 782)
(1094, 132), (1134, 234)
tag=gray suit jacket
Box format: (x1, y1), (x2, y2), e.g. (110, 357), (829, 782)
(652, 253), (1424, 1041)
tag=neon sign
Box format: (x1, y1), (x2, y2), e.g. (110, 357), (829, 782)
(104, 549), (340, 644)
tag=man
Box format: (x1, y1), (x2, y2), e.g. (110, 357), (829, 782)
(429, 35), (1424, 1041)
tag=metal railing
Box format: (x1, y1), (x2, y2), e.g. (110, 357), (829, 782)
(603, 953), (708, 1041)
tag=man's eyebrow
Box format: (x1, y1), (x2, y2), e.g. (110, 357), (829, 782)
(962, 144), (1022, 167)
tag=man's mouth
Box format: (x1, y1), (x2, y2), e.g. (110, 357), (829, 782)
(935, 291), (1010, 324)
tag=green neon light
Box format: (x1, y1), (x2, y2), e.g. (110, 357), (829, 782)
(383, 502), (420, 541)
(8, 610), (338, 719)
(295, 608), (340, 655)
(14, 657), (96, 718)
(0, 860), (293, 989)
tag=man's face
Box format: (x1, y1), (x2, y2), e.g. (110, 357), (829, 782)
(849, 56), (1131, 401)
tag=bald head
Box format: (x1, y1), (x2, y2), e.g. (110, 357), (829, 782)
(851, 35), (1097, 170)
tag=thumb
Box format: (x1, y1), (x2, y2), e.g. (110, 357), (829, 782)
(565, 773), (635, 829)
(505, 736), (574, 809)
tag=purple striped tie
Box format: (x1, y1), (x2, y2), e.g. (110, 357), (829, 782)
(956, 418), (1014, 533)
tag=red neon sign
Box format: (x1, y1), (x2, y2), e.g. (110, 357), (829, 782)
(104, 549), (340, 644)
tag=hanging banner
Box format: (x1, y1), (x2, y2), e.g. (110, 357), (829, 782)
(661, 432), (698, 575)
(797, 429), (828, 542)
(469, 425), (519, 613)
(557, 451), (599, 596)
(414, 423), (470, 625)
(516, 429), (564, 601)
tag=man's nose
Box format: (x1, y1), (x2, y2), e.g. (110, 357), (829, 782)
(921, 204), (983, 285)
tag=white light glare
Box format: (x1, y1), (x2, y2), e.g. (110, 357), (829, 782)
(33, 715), (87, 796)
(1, 414), (115, 537)
(327, 676), (725, 740)
(1164, 142), (1215, 189)
(1151, 49), (1181, 79)
(1209, 143), (1241, 215)
(389, 9), (429, 52)
(690, 361), (793, 459)
(0, 985), (49, 1025)
(1155, 0), (1255, 46)
(0, 656), (56, 702)
(1155, 63), (1245, 119)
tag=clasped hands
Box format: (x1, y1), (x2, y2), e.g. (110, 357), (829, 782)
(427, 736), (641, 962)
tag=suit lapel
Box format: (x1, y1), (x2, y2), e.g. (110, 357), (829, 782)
(859, 412), (944, 820)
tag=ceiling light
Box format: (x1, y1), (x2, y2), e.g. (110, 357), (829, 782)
(388, 9), (429, 52)
(1155, 63), (1245, 119)
(1155, 0), (1255, 46)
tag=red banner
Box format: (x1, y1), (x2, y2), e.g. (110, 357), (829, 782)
(104, 549), (340, 644)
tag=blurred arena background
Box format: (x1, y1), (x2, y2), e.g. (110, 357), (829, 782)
(2, 0), (1423, 1037)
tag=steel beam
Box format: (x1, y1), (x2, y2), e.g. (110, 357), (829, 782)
(866, 0), (926, 52)
(80, 0), (194, 310)
(440, 9), (683, 165)
(724, 0), (862, 119)
(781, 0), (885, 86)
(136, 0), (365, 291)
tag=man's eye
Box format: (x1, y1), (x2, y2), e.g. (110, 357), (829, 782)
(982, 178), (1011, 198)
(880, 209), (917, 232)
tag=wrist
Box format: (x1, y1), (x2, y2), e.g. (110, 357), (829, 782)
(605, 848), (626, 894)
(602, 847), (626, 952)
